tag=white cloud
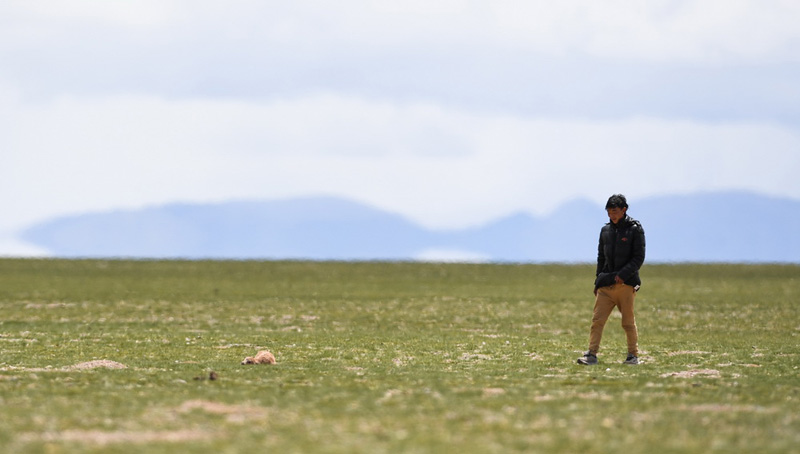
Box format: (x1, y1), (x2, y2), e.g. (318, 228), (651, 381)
(2, 92), (798, 233)
(0, 231), (50, 257)
(499, 0), (800, 62)
(3, 0), (800, 64)
(0, 1), (171, 27)
(261, 1), (800, 63)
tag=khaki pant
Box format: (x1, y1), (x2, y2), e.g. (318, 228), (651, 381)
(588, 284), (638, 356)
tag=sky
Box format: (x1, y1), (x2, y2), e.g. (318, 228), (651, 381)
(2, 0), (800, 256)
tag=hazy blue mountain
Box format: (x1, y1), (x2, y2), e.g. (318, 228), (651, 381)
(635, 192), (800, 262)
(21, 192), (800, 262)
(22, 197), (434, 260)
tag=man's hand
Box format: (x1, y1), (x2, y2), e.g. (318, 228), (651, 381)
(614, 275), (624, 285)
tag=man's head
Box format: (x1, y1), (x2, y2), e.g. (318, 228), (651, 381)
(605, 194), (628, 224)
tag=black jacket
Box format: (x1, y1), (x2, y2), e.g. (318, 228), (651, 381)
(595, 215), (645, 290)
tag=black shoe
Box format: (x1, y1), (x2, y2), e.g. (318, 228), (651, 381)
(623, 354), (639, 365)
(577, 351), (598, 365)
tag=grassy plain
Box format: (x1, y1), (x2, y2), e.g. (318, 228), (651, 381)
(0, 259), (798, 453)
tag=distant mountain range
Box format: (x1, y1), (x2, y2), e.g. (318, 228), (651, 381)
(21, 192), (800, 263)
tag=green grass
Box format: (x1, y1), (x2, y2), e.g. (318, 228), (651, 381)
(0, 259), (798, 453)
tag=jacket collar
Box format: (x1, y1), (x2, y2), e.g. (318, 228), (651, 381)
(610, 215), (631, 229)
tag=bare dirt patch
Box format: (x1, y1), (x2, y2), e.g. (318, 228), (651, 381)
(680, 404), (779, 413)
(660, 369), (721, 378)
(460, 353), (492, 361)
(0, 360), (128, 373)
(665, 350), (710, 356)
(23, 429), (212, 446)
(482, 388), (506, 397)
(24, 302), (76, 309)
(215, 343), (257, 349)
(392, 356), (414, 367)
(68, 360), (127, 370)
(177, 399), (267, 423)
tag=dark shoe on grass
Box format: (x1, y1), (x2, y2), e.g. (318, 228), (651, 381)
(623, 354), (639, 365)
(577, 351), (598, 365)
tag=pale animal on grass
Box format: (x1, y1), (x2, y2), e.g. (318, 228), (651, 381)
(241, 350), (276, 365)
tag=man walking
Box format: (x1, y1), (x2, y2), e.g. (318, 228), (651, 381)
(578, 194), (645, 366)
